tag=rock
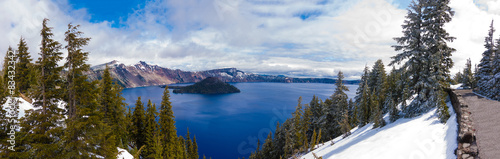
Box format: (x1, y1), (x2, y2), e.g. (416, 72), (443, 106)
(463, 143), (470, 148)
(462, 154), (470, 158)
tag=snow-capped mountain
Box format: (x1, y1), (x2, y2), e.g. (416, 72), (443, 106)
(86, 61), (342, 88)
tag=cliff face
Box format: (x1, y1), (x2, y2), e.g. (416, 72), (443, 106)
(86, 60), (350, 88)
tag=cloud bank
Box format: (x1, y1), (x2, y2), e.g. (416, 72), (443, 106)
(0, 0), (498, 79)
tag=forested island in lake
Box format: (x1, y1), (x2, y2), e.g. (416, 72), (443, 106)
(166, 77), (241, 94)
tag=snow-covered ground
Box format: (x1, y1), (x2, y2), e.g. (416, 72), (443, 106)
(301, 102), (458, 159)
(450, 84), (463, 89)
(2, 97), (134, 159)
(117, 147), (133, 159)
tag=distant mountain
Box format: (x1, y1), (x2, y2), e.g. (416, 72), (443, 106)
(171, 77), (240, 94)
(86, 60), (359, 88)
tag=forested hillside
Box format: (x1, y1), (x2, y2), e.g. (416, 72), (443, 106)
(0, 19), (200, 158)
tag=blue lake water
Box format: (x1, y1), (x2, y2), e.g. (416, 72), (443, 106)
(121, 83), (358, 159)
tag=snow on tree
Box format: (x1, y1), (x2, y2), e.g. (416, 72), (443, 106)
(391, 0), (455, 121)
(476, 20), (495, 97)
(462, 58), (474, 89)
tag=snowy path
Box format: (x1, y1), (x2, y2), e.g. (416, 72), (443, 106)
(455, 89), (500, 159)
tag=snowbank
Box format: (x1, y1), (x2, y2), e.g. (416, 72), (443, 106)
(117, 147), (133, 159)
(302, 102), (458, 159)
(2, 97), (36, 118)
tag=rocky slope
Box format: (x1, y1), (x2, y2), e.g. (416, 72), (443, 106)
(86, 60), (355, 88)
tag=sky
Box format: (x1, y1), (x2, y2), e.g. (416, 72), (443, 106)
(1, 0), (500, 79)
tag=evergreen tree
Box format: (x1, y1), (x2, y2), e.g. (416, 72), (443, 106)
(291, 97), (304, 151)
(309, 129), (317, 151)
(2, 47), (15, 95)
(368, 60), (387, 113)
(391, 0), (454, 120)
(60, 80), (117, 158)
(371, 91), (385, 128)
(100, 65), (127, 146)
(348, 99), (357, 127)
(261, 132), (273, 157)
(493, 32), (500, 100)
(308, 95), (323, 139)
(64, 23), (91, 119)
(158, 86), (180, 158)
(332, 71), (349, 113)
(476, 20), (495, 96)
(359, 80), (371, 126)
(462, 58), (474, 89)
(15, 37), (34, 94)
(144, 100), (158, 158)
(20, 18), (65, 157)
(132, 96), (146, 150)
(355, 66), (370, 126)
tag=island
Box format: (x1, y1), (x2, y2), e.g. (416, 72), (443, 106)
(169, 77), (241, 94)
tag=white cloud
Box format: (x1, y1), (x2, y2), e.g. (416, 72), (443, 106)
(447, 0), (500, 74)
(1, 0), (497, 79)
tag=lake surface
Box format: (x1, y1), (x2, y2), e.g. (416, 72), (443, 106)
(121, 83), (358, 159)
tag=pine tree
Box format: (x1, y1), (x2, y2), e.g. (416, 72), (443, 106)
(192, 135), (199, 159)
(355, 66), (370, 126)
(462, 58), (474, 89)
(371, 91), (385, 128)
(493, 32), (500, 100)
(3, 47), (15, 95)
(292, 97), (304, 151)
(61, 80), (117, 158)
(158, 86), (179, 158)
(261, 132), (273, 157)
(15, 37), (34, 94)
(19, 18), (65, 158)
(332, 71), (349, 113)
(391, 0), (454, 120)
(359, 80), (371, 126)
(144, 100), (158, 158)
(64, 23), (91, 119)
(368, 60), (387, 113)
(132, 96), (146, 150)
(100, 65), (127, 146)
(476, 20), (495, 96)
(308, 95), (323, 138)
(338, 111), (351, 138)
(309, 129), (317, 151)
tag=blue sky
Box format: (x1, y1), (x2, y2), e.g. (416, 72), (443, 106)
(1, 0), (499, 79)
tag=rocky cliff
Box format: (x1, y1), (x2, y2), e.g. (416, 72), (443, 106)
(86, 60), (354, 88)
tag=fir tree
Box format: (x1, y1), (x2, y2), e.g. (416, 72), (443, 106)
(158, 86), (180, 158)
(355, 66), (370, 126)
(61, 80), (117, 158)
(132, 96), (146, 150)
(292, 97), (304, 151)
(2, 47), (15, 95)
(476, 20), (495, 96)
(308, 95), (323, 138)
(100, 65), (127, 146)
(462, 58), (474, 89)
(493, 31), (500, 100)
(144, 100), (158, 158)
(20, 18), (65, 157)
(64, 23), (91, 119)
(391, 0), (454, 120)
(368, 60), (387, 113)
(371, 91), (385, 128)
(15, 37), (34, 94)
(359, 80), (371, 126)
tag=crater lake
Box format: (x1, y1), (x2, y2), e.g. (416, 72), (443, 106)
(121, 83), (358, 159)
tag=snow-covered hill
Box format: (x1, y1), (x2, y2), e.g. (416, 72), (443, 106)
(301, 102), (458, 159)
